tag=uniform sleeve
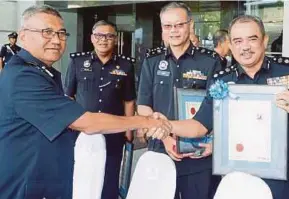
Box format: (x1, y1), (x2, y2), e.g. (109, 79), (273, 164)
(193, 95), (213, 131)
(0, 45), (7, 58)
(12, 68), (85, 141)
(64, 58), (77, 97)
(136, 58), (153, 107)
(123, 62), (136, 101)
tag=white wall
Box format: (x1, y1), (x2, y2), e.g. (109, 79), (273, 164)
(0, 0), (38, 46)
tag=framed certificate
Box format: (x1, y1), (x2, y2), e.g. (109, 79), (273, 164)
(174, 88), (212, 155)
(213, 84), (288, 180)
(119, 142), (134, 199)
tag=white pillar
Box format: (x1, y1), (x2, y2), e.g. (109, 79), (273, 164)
(283, 1), (289, 57)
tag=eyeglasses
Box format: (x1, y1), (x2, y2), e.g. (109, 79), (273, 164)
(23, 28), (70, 41)
(93, 33), (116, 40)
(161, 19), (191, 31)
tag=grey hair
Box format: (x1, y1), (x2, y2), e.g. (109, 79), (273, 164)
(92, 20), (118, 32)
(21, 5), (62, 27)
(228, 15), (265, 39)
(213, 29), (229, 48)
(160, 2), (192, 20)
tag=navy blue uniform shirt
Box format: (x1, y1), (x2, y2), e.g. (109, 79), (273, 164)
(137, 43), (222, 176)
(0, 44), (21, 66)
(0, 49), (85, 199)
(65, 52), (136, 155)
(194, 57), (289, 199)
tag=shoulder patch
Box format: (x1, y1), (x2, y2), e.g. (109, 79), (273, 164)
(146, 46), (166, 58)
(213, 64), (237, 79)
(70, 51), (91, 58)
(116, 54), (136, 63)
(270, 56), (289, 65)
(195, 46), (217, 58)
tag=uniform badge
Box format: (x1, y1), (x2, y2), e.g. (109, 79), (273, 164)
(83, 60), (91, 68)
(158, 60), (168, 70)
(110, 69), (127, 76)
(182, 70), (207, 80)
(267, 75), (289, 88)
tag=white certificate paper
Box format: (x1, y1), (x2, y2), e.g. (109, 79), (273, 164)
(185, 101), (201, 119)
(228, 100), (271, 162)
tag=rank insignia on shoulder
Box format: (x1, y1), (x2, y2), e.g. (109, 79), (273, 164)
(195, 46), (217, 58)
(270, 56), (289, 65)
(70, 51), (91, 58)
(117, 54), (136, 63)
(213, 65), (237, 79)
(146, 46), (166, 58)
(110, 69), (127, 76)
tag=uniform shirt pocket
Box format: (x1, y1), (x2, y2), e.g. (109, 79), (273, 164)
(78, 73), (94, 91)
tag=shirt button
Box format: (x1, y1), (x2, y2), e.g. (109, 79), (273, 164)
(102, 67), (104, 70)
(177, 65), (179, 68)
(98, 110), (101, 113)
(100, 88), (103, 92)
(176, 79), (179, 82)
(99, 99), (102, 102)
(117, 79), (120, 82)
(100, 77), (103, 80)
(84, 77), (87, 80)
(160, 81), (163, 84)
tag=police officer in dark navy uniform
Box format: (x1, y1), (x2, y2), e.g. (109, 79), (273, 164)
(212, 29), (232, 69)
(65, 20), (136, 199)
(137, 2), (222, 199)
(164, 15), (289, 199)
(0, 32), (21, 70)
(0, 5), (170, 199)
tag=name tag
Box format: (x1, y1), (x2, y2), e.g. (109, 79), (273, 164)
(157, 70), (170, 76)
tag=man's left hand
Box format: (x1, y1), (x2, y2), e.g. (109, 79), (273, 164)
(182, 142), (213, 159)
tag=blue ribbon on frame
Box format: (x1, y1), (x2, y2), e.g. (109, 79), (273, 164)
(209, 80), (239, 110)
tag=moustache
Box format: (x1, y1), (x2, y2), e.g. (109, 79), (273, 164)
(240, 50), (254, 56)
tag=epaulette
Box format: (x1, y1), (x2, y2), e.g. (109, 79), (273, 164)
(270, 56), (289, 65)
(70, 51), (91, 58)
(194, 46), (217, 58)
(116, 54), (136, 63)
(146, 46), (166, 58)
(213, 64), (237, 79)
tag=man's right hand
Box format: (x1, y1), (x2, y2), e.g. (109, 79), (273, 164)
(143, 114), (172, 140)
(163, 136), (183, 161)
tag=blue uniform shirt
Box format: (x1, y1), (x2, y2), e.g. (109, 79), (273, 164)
(0, 44), (21, 66)
(194, 57), (289, 199)
(0, 49), (85, 199)
(65, 52), (136, 155)
(137, 43), (222, 176)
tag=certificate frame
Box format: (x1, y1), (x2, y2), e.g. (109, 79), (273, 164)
(119, 142), (134, 199)
(174, 88), (211, 155)
(213, 84), (288, 180)
(174, 88), (206, 120)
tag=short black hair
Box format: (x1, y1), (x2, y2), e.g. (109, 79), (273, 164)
(213, 29), (229, 48)
(92, 20), (118, 33)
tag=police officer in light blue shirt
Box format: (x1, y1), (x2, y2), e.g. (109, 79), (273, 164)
(161, 15), (289, 199)
(0, 32), (21, 70)
(65, 20), (136, 199)
(0, 5), (171, 199)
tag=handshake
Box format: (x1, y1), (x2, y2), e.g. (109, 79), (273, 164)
(138, 112), (172, 140)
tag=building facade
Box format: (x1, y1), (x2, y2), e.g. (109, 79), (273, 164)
(0, 0), (288, 76)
